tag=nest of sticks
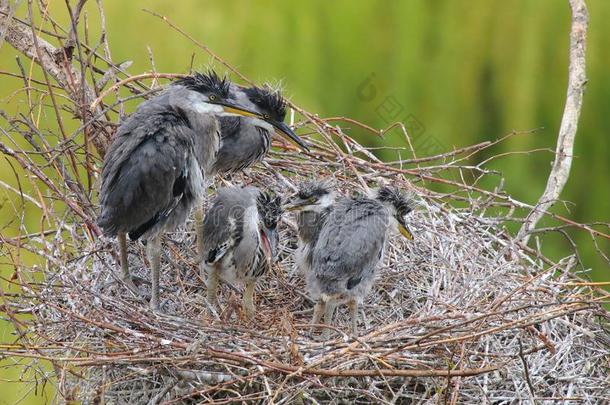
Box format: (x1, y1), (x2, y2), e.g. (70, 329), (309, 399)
(1, 6), (609, 403)
(2, 125), (609, 403)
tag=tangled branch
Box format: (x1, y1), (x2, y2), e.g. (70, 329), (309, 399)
(1, 0), (608, 403)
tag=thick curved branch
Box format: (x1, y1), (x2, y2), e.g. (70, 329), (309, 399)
(517, 0), (588, 243)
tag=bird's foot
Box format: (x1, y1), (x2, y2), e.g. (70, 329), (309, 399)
(121, 276), (138, 292)
(186, 332), (206, 355)
(319, 325), (335, 341)
(149, 296), (160, 311)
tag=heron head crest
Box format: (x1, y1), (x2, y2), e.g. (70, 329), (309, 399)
(296, 181), (332, 201)
(256, 192), (283, 230)
(174, 70), (231, 99)
(376, 186), (413, 217)
(244, 86), (287, 122)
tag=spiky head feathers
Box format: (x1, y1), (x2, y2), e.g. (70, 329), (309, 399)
(173, 70), (231, 98)
(244, 85), (287, 122)
(376, 186), (413, 217)
(296, 181), (333, 201)
(257, 192), (283, 230)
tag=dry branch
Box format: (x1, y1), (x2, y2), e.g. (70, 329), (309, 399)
(518, 0), (589, 243)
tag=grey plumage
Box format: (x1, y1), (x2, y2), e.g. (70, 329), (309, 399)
(193, 84), (306, 259)
(98, 87), (216, 240)
(212, 116), (271, 174)
(211, 85), (289, 175)
(286, 182), (336, 276)
(300, 186), (414, 336)
(309, 197), (389, 298)
(97, 71), (270, 309)
(201, 186), (282, 317)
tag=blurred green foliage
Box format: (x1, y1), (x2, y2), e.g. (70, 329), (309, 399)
(1, 1), (608, 403)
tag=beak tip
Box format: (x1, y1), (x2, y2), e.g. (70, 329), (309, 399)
(399, 225), (414, 240)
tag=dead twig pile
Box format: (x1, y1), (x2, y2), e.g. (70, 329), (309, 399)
(1, 1), (609, 403)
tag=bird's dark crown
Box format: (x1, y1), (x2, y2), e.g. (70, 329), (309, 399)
(296, 181), (332, 201)
(174, 71), (230, 98)
(257, 191), (283, 230)
(377, 186), (413, 217)
(244, 86), (287, 122)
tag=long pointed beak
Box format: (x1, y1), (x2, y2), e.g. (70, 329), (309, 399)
(217, 102), (261, 118)
(398, 220), (414, 240)
(217, 101), (309, 152)
(283, 199), (308, 212)
(272, 121), (309, 151)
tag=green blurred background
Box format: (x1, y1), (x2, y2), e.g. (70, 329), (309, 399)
(1, 0), (609, 403)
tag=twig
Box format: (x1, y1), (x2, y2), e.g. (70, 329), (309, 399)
(89, 72), (185, 110)
(518, 339), (538, 404)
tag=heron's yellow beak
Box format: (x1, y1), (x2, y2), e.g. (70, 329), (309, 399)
(220, 103), (309, 151)
(399, 223), (414, 240)
(283, 197), (314, 212)
(221, 105), (259, 118)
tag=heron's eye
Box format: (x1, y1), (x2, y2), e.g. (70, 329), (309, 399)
(263, 113), (271, 120)
(209, 94), (217, 101)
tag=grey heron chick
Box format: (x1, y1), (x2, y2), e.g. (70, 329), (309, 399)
(212, 85), (306, 174)
(97, 71), (285, 309)
(284, 181), (337, 276)
(201, 186), (282, 318)
(194, 85), (308, 257)
(306, 186), (414, 337)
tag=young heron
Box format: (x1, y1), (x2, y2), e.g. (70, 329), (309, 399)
(97, 72), (303, 309)
(284, 181), (336, 276)
(212, 85), (302, 173)
(295, 186), (414, 337)
(194, 84), (308, 258)
(200, 187), (282, 318)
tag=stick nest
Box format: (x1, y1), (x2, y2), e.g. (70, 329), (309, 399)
(2, 132), (607, 403)
(0, 9), (608, 401)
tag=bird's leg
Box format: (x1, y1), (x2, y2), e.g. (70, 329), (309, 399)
(118, 232), (129, 278)
(311, 300), (326, 326)
(321, 300), (337, 339)
(242, 280), (256, 319)
(117, 232), (138, 292)
(206, 267), (220, 308)
(199, 257), (206, 281)
(147, 235), (162, 310)
(348, 299), (359, 336)
(195, 203), (205, 261)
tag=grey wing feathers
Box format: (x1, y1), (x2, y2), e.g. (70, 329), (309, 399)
(202, 187), (260, 263)
(297, 206), (333, 270)
(212, 117), (271, 174)
(312, 198), (389, 293)
(97, 107), (196, 237)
